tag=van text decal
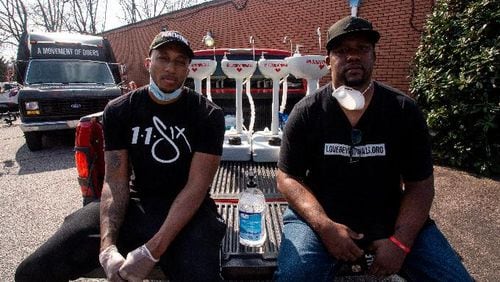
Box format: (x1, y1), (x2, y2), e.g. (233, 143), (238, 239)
(37, 47), (100, 57)
(30, 43), (106, 61)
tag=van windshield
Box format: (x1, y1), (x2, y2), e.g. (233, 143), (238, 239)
(26, 59), (115, 84)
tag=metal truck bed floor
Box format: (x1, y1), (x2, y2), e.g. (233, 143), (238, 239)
(210, 161), (281, 198)
(212, 161), (286, 280)
(218, 202), (287, 280)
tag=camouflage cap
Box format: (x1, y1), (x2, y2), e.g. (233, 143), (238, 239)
(149, 30), (194, 58)
(325, 16), (380, 52)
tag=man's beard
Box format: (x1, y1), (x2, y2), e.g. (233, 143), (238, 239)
(344, 78), (366, 87)
(343, 69), (371, 87)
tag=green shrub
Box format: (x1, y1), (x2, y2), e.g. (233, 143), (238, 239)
(411, 0), (500, 176)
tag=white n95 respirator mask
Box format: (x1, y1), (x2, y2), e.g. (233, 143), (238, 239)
(332, 85), (365, 110)
(332, 85), (368, 110)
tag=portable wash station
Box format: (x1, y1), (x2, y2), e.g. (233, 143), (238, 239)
(188, 59), (218, 101)
(220, 54), (257, 161)
(189, 47), (328, 162)
(251, 54), (289, 162)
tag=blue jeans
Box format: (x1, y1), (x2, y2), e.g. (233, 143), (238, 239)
(274, 208), (473, 282)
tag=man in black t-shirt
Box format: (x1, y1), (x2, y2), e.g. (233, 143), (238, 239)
(274, 16), (472, 281)
(16, 31), (226, 282)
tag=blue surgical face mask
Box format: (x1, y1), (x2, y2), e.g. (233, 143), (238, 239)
(149, 77), (183, 102)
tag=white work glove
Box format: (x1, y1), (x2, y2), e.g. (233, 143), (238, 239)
(118, 244), (159, 282)
(99, 245), (126, 281)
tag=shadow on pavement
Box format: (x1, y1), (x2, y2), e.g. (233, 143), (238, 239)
(15, 130), (76, 175)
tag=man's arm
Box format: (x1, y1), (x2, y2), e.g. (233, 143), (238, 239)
(100, 150), (130, 251)
(277, 169), (364, 262)
(395, 175), (435, 246)
(369, 175), (434, 276)
(145, 152), (221, 258)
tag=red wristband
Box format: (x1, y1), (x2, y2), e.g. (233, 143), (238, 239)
(389, 236), (411, 254)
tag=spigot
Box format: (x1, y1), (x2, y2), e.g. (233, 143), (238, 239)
(250, 36), (256, 60)
(283, 36), (293, 55)
(317, 27), (322, 53)
(246, 171), (257, 188)
(349, 0), (360, 16)
(260, 52), (268, 60)
(294, 44), (303, 55)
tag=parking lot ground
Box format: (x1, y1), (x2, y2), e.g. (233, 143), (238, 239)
(1, 120), (498, 281)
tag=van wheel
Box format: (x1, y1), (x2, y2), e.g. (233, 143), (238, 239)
(25, 132), (43, 151)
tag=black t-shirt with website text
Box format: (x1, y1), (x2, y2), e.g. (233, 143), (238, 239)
(278, 82), (433, 241)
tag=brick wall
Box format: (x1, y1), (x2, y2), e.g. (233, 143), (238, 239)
(104, 0), (434, 94)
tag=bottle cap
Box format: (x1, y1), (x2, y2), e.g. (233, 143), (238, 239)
(247, 171), (257, 188)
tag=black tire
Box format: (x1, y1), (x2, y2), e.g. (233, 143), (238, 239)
(25, 132), (43, 151)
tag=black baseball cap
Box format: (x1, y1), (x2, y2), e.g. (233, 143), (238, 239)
(149, 30), (194, 58)
(325, 16), (380, 52)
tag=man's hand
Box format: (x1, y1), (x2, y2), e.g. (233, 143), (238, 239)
(368, 239), (407, 277)
(99, 245), (126, 282)
(318, 221), (364, 262)
(118, 244), (159, 282)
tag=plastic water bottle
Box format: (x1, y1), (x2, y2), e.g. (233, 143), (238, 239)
(279, 112), (289, 130)
(238, 172), (267, 247)
(224, 114), (236, 130)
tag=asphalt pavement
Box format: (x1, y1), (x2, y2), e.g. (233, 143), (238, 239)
(0, 119), (498, 281)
